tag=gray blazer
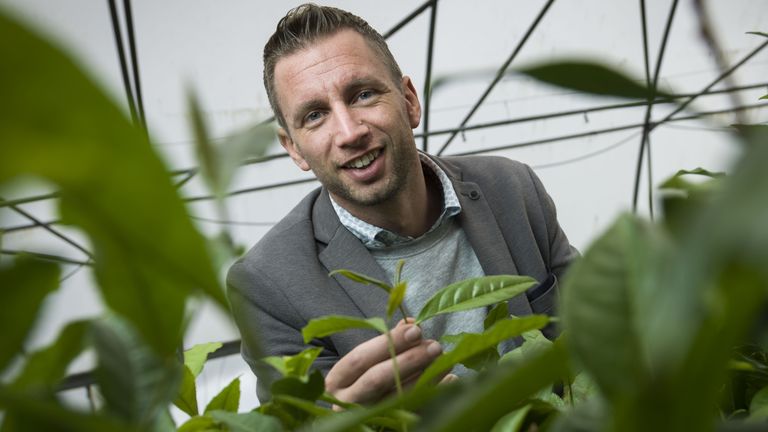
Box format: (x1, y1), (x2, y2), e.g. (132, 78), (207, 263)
(226, 154), (577, 401)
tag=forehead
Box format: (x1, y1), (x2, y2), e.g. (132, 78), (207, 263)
(273, 30), (392, 108)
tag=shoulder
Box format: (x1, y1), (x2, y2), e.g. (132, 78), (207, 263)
(433, 154), (538, 191)
(227, 187), (322, 289)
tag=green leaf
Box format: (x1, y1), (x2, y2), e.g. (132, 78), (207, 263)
(560, 214), (656, 401)
(461, 347), (501, 372)
(273, 394), (334, 417)
(188, 92), (274, 200)
(302, 316), (387, 343)
(208, 410), (282, 432)
(760, 94), (768, 100)
(271, 369), (325, 402)
(0, 387), (134, 432)
(173, 365), (199, 417)
(329, 269), (392, 292)
(416, 315), (549, 387)
(91, 316), (181, 426)
(204, 376), (241, 414)
(387, 281), (407, 319)
(416, 339), (570, 432)
(484, 302), (510, 330)
(518, 60), (673, 99)
(750, 385), (768, 419)
(490, 404), (531, 432)
(177, 415), (218, 432)
(416, 275), (537, 324)
(10, 320), (89, 392)
(262, 346), (323, 380)
(499, 329), (553, 369)
(0, 257), (60, 372)
(747, 31), (768, 38)
(184, 342), (223, 377)
(0, 10), (223, 356)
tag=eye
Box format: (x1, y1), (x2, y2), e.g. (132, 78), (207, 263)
(304, 111), (324, 125)
(355, 90), (375, 102)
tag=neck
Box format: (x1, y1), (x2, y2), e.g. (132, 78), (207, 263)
(341, 161), (443, 238)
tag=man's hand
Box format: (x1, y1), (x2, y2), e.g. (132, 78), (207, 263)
(325, 319), (443, 406)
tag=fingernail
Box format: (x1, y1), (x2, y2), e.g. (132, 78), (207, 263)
(427, 340), (442, 356)
(404, 325), (422, 342)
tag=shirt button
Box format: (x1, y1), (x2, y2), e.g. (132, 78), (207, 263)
(468, 190), (480, 200)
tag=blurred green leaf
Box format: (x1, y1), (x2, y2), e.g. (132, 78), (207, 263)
(0, 9), (223, 356)
(329, 269), (391, 292)
(416, 275), (536, 324)
(387, 281), (407, 319)
(0, 386), (135, 432)
(484, 302), (510, 330)
(561, 214), (656, 401)
(271, 369), (325, 402)
(273, 394), (333, 417)
(415, 339), (570, 432)
(10, 320), (88, 392)
(188, 91), (274, 200)
(749, 386), (768, 419)
(263, 346), (323, 380)
(518, 60), (673, 99)
(91, 316), (181, 426)
(208, 410), (282, 432)
(417, 316), (548, 387)
(746, 31), (768, 38)
(173, 366), (199, 417)
(184, 342), (223, 377)
(760, 94), (767, 100)
(500, 329), (554, 370)
(177, 415), (219, 432)
(302, 316), (387, 343)
(0, 257), (60, 373)
(490, 404), (531, 432)
(204, 377), (240, 414)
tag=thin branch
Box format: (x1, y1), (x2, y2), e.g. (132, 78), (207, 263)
(106, 0), (139, 127)
(692, 0), (747, 125)
(122, 0), (148, 138)
(1, 249), (93, 267)
(383, 0), (434, 39)
(422, 0), (439, 152)
(436, 0), (556, 155)
(190, 215), (275, 226)
(532, 131), (642, 170)
(639, 0), (655, 220)
(184, 177), (318, 202)
(2, 219), (62, 234)
(632, 0), (679, 213)
(451, 102), (767, 157)
(0, 197), (93, 259)
(651, 39), (768, 131)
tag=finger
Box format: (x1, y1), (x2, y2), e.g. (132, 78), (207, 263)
(440, 373), (459, 384)
(326, 323), (424, 391)
(334, 339), (442, 404)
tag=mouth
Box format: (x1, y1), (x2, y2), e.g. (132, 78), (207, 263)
(343, 148), (382, 169)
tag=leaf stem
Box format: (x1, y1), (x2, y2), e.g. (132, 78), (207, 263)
(385, 330), (404, 398)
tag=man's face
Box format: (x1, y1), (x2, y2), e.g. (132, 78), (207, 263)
(273, 29), (421, 212)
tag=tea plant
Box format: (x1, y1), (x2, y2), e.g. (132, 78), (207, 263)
(2, 6), (767, 432)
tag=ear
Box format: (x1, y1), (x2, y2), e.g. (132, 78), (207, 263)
(401, 76), (421, 129)
(278, 128), (311, 171)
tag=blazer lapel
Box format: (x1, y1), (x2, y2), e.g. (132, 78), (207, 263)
(432, 156), (533, 316)
(313, 191), (392, 321)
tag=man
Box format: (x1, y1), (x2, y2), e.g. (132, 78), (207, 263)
(227, 3), (576, 405)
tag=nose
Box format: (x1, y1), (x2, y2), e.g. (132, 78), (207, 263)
(332, 106), (368, 148)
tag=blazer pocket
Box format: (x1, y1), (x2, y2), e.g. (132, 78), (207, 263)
(526, 273), (558, 315)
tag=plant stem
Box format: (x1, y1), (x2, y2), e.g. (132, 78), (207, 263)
(385, 330), (404, 398)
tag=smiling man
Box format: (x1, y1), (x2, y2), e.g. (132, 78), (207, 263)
(227, 3), (577, 405)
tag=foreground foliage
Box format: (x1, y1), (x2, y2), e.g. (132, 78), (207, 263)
(1, 7), (767, 432)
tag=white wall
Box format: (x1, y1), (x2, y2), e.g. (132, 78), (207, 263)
(1, 0), (766, 419)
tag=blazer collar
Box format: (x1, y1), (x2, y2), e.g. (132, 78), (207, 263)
(312, 190), (393, 321)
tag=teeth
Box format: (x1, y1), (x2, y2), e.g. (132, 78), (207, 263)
(347, 149), (380, 169)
